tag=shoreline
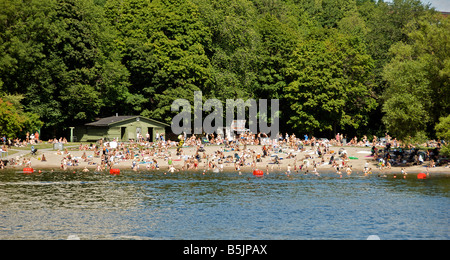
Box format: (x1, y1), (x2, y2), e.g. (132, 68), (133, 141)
(5, 165), (450, 180)
(4, 144), (449, 175)
(5, 165), (450, 176)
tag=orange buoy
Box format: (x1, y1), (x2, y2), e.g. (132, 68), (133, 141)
(110, 168), (120, 175)
(253, 169), (264, 176)
(23, 168), (34, 173)
(417, 173), (426, 179)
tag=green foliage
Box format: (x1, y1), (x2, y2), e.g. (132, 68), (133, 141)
(382, 93), (429, 141)
(436, 115), (450, 141)
(382, 12), (450, 141)
(254, 13), (299, 99)
(0, 99), (24, 138)
(145, 84), (202, 124)
(193, 0), (260, 101)
(285, 28), (376, 135)
(105, 0), (212, 115)
(0, 0), (132, 136)
(0, 0), (447, 140)
(436, 115), (450, 156)
(0, 95), (43, 138)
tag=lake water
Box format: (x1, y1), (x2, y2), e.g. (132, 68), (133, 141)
(0, 170), (449, 240)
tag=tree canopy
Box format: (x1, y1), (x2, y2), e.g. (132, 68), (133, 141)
(0, 0), (448, 140)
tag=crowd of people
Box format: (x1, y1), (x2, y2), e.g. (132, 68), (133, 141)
(70, 131), (440, 172)
(1, 132), (41, 151)
(1, 132), (68, 151)
(1, 130), (448, 173)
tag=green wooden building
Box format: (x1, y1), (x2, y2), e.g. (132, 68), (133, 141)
(74, 115), (170, 142)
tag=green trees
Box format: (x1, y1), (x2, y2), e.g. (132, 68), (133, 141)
(193, 0), (260, 101)
(0, 0), (448, 140)
(436, 115), (450, 156)
(0, 95), (42, 138)
(285, 28), (376, 135)
(104, 0), (212, 123)
(0, 0), (131, 137)
(382, 12), (450, 141)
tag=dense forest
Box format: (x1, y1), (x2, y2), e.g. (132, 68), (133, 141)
(0, 0), (449, 142)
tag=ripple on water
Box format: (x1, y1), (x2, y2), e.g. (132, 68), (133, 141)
(0, 170), (449, 239)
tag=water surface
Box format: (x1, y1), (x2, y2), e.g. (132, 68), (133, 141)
(0, 170), (448, 239)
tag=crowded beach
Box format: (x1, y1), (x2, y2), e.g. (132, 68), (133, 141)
(1, 132), (449, 176)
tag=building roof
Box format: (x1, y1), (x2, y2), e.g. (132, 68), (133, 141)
(85, 115), (169, 127)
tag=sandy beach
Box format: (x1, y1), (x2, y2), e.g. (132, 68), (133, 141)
(5, 143), (449, 176)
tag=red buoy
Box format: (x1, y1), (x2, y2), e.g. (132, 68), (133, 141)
(23, 168), (34, 173)
(110, 168), (120, 175)
(253, 169), (264, 176)
(417, 173), (426, 179)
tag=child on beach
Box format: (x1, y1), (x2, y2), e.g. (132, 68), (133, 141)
(378, 159), (385, 171)
(430, 159), (436, 168)
(313, 166), (319, 176)
(336, 167), (342, 178)
(346, 166), (352, 175)
(286, 164), (291, 175)
(386, 160), (391, 169)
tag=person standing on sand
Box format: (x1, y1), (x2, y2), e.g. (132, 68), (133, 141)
(337, 167), (342, 178)
(346, 166), (352, 175)
(313, 166), (319, 176)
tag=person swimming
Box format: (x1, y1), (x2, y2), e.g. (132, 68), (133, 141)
(401, 167), (407, 179)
